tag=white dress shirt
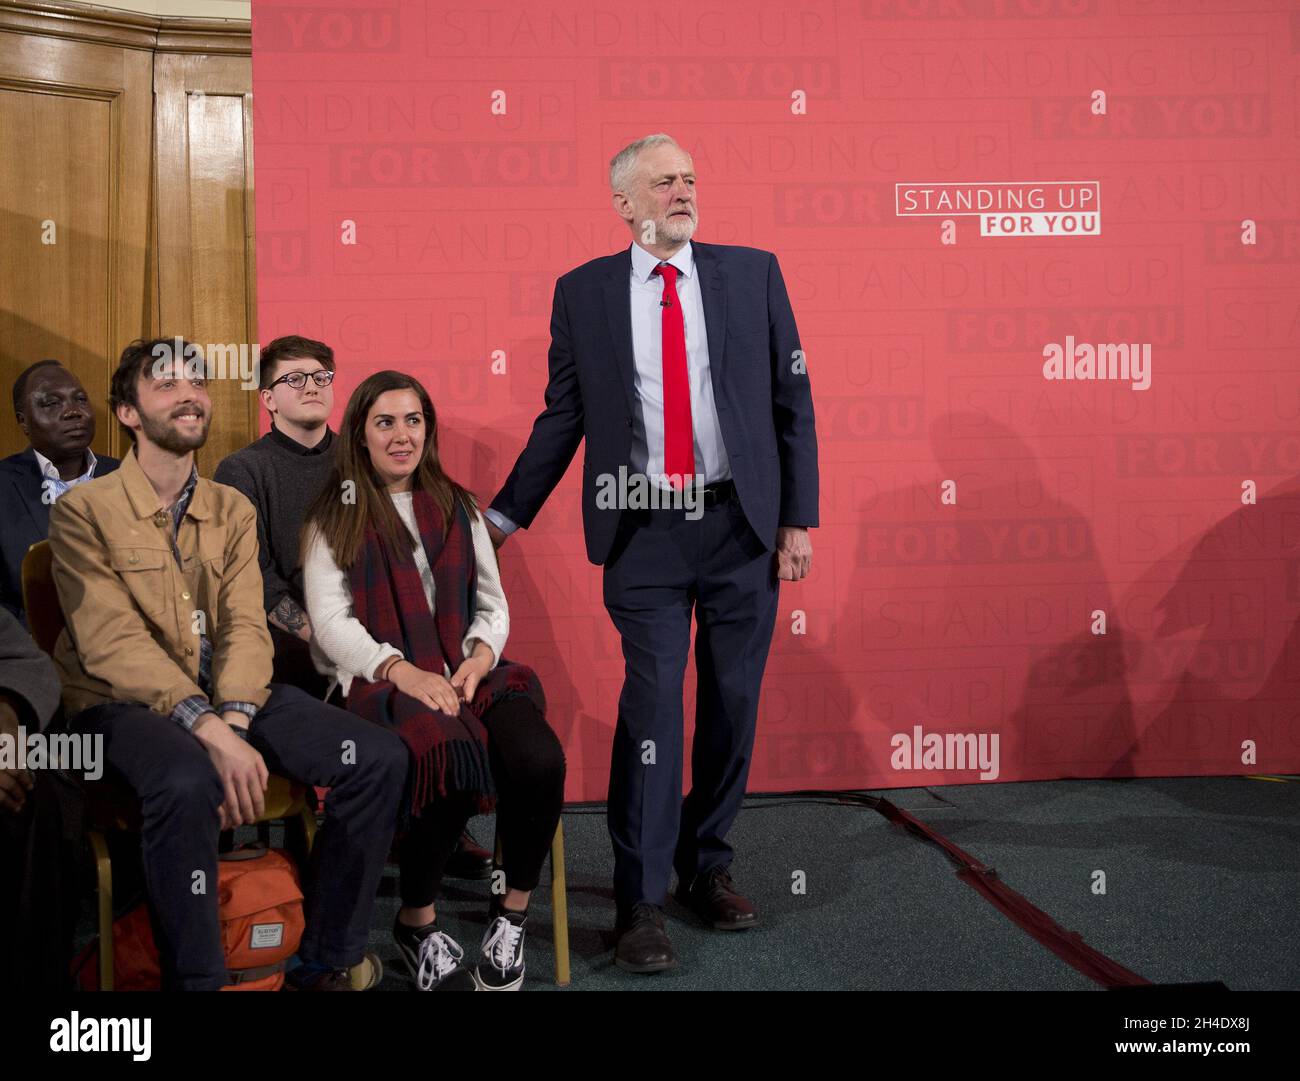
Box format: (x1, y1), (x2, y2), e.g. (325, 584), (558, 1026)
(303, 493), (509, 698)
(486, 240), (730, 535)
(33, 447), (98, 502)
(627, 239), (731, 491)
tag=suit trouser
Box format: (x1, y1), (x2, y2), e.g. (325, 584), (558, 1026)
(65, 683), (408, 990)
(0, 769), (82, 991)
(602, 490), (780, 911)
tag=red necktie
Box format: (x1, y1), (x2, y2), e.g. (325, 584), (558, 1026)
(652, 262), (695, 488)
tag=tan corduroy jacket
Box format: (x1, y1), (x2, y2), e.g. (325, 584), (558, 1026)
(48, 446), (273, 718)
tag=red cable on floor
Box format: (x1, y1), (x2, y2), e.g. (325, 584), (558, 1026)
(872, 796), (1151, 988)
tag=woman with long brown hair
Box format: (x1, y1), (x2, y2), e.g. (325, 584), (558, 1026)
(302, 370), (564, 991)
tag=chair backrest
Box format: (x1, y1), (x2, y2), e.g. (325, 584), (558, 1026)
(22, 539), (67, 655)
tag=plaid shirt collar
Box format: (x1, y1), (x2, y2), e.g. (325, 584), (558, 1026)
(168, 464), (200, 535)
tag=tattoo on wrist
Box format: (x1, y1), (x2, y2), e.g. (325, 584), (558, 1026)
(272, 596), (308, 632)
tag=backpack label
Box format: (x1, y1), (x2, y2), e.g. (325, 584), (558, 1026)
(250, 923), (284, 949)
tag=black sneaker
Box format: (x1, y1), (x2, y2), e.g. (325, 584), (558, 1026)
(393, 916), (472, 991)
(471, 908), (526, 991)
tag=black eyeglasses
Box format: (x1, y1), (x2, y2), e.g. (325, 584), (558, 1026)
(268, 369), (335, 390)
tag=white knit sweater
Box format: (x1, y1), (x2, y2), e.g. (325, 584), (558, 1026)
(302, 491), (509, 697)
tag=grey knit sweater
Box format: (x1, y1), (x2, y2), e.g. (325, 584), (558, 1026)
(213, 424), (336, 615)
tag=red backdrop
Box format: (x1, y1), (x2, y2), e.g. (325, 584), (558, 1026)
(251, 0), (1300, 800)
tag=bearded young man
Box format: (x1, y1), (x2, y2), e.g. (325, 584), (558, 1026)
(48, 338), (408, 991)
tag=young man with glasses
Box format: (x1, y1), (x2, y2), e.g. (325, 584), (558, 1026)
(214, 338), (494, 880)
(215, 337), (339, 698)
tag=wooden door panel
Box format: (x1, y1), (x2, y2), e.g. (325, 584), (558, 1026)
(154, 51), (257, 476)
(0, 28), (151, 460)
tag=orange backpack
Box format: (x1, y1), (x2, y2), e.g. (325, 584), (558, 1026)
(75, 844), (305, 991)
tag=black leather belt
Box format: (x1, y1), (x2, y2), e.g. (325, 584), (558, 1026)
(637, 478), (736, 518)
(697, 479), (735, 509)
(647, 478), (734, 512)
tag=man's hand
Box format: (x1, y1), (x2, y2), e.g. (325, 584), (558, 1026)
(194, 712), (268, 829)
(485, 519), (508, 551)
(775, 526), (812, 581)
(0, 698), (33, 817)
(389, 660), (463, 716)
(450, 642), (494, 705)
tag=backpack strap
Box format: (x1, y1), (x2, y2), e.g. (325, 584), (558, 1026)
(225, 960), (287, 984)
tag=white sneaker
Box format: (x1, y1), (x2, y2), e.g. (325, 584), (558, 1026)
(471, 912), (526, 991)
(415, 930), (467, 991)
(394, 916), (467, 991)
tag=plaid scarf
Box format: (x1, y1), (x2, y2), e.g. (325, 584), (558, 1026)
(345, 487), (546, 816)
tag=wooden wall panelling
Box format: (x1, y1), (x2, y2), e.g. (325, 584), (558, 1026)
(153, 48), (257, 476)
(0, 0), (254, 465)
(0, 25), (152, 460)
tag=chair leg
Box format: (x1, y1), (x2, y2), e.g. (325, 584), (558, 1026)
(87, 830), (113, 992)
(496, 820), (570, 987)
(281, 803), (315, 874)
(550, 821), (570, 987)
(298, 804), (317, 856)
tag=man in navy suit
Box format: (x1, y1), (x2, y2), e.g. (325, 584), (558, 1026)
(485, 134), (818, 973)
(0, 361), (120, 624)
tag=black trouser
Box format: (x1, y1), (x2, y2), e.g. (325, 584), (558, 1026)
(65, 683), (408, 990)
(270, 624), (337, 703)
(602, 490), (779, 910)
(399, 696), (565, 907)
(0, 769), (82, 991)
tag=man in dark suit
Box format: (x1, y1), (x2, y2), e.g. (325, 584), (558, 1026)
(0, 603), (80, 990)
(485, 134), (818, 973)
(0, 361), (119, 624)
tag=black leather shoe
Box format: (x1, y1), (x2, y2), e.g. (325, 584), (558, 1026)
(445, 829), (494, 881)
(675, 865), (759, 930)
(614, 902), (678, 973)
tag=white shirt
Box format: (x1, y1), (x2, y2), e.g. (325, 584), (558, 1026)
(627, 239), (731, 491)
(33, 447), (98, 502)
(486, 239), (731, 535)
(303, 494), (510, 698)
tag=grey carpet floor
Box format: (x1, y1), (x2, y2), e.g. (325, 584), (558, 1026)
(75, 776), (1297, 990)
(358, 776), (1299, 991)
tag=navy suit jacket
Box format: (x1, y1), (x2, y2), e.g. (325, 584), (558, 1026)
(491, 241), (819, 566)
(0, 447), (120, 624)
